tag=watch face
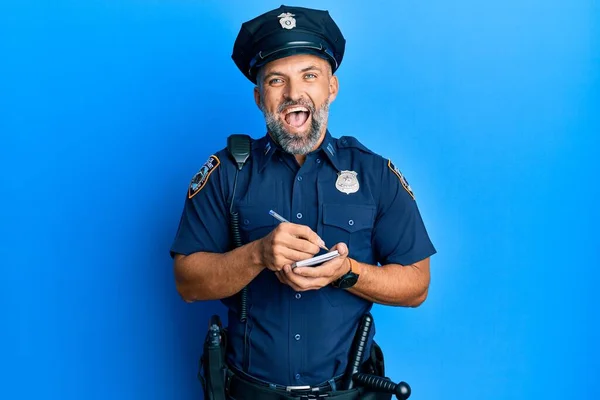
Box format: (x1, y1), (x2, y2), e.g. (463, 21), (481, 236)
(339, 273), (359, 289)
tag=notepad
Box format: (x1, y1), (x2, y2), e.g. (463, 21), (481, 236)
(291, 250), (340, 269)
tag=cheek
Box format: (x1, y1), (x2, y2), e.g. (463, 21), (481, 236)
(262, 96), (282, 113)
(309, 85), (331, 104)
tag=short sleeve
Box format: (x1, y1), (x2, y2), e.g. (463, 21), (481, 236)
(372, 159), (436, 266)
(170, 154), (232, 257)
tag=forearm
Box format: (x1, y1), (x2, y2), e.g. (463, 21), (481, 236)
(347, 259), (430, 307)
(174, 241), (265, 302)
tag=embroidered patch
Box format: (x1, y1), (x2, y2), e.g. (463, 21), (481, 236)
(388, 160), (415, 200)
(188, 155), (220, 199)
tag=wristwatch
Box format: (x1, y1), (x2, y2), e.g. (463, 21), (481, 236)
(332, 257), (360, 289)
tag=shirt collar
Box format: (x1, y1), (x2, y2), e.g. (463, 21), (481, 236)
(257, 133), (278, 173)
(319, 130), (342, 172)
(257, 130), (342, 173)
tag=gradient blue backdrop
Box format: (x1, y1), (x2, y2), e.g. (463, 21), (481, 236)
(2, 0), (598, 399)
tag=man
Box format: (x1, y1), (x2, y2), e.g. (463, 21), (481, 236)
(170, 5), (436, 399)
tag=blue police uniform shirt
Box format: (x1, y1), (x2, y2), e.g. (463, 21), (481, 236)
(171, 130), (436, 387)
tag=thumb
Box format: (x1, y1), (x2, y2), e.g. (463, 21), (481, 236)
(333, 242), (349, 257)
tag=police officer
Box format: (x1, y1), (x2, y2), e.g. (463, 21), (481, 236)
(171, 5), (436, 400)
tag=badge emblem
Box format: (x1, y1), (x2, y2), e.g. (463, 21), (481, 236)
(278, 12), (296, 29)
(388, 160), (415, 200)
(189, 155), (220, 199)
(335, 170), (359, 194)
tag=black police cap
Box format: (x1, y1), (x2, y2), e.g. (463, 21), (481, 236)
(232, 5), (346, 84)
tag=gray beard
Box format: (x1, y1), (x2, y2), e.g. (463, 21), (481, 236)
(261, 98), (330, 155)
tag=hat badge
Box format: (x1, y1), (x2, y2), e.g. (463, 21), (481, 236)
(278, 12), (296, 29)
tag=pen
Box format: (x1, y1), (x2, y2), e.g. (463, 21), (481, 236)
(269, 210), (329, 251)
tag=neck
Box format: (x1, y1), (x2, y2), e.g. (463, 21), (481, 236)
(294, 154), (307, 165)
(294, 126), (327, 165)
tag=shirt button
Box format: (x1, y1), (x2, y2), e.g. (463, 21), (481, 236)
(297, 176), (303, 181)
(294, 334), (301, 341)
(296, 212), (303, 219)
(316, 159), (321, 164)
(348, 219), (354, 226)
(243, 219), (250, 225)
(295, 293), (301, 299)
(295, 373), (301, 380)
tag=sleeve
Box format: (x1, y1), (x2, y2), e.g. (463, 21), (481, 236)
(372, 159), (437, 266)
(170, 153), (232, 257)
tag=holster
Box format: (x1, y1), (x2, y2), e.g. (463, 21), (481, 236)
(365, 341), (386, 377)
(199, 315), (228, 400)
(359, 341), (392, 400)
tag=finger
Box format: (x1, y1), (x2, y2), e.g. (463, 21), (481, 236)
(275, 234), (321, 256)
(331, 242), (349, 256)
(293, 257), (342, 278)
(286, 224), (326, 250)
(284, 268), (327, 291)
(277, 246), (318, 262)
(279, 267), (304, 291)
(272, 232), (320, 257)
(275, 271), (288, 285)
(292, 266), (324, 278)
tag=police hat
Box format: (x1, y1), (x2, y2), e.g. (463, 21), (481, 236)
(232, 5), (346, 84)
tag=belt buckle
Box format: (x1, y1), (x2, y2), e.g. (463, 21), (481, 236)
(286, 385), (311, 392)
(287, 385), (331, 399)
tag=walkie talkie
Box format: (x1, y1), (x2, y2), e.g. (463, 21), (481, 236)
(226, 134), (252, 322)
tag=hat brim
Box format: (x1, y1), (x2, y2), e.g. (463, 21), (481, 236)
(248, 34), (338, 83)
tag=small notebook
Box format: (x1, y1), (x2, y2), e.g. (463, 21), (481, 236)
(291, 250), (340, 269)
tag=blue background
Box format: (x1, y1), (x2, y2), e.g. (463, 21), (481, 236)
(2, 0), (598, 399)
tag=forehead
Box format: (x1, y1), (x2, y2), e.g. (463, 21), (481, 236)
(261, 54), (331, 74)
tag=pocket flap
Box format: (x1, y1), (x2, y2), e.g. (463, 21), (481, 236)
(238, 205), (278, 231)
(323, 204), (376, 233)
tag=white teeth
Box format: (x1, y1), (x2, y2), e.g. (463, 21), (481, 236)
(284, 106), (309, 114)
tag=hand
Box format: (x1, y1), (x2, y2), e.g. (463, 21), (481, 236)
(275, 242), (351, 291)
(257, 222), (325, 272)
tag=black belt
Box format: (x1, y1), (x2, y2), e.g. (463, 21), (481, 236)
(227, 371), (351, 400)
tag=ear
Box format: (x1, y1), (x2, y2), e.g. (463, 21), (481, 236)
(328, 75), (339, 104)
(254, 85), (262, 110)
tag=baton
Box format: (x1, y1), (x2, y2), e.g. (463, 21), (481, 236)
(344, 313), (373, 389)
(343, 312), (411, 399)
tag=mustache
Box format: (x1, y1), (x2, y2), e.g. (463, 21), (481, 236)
(277, 98), (315, 114)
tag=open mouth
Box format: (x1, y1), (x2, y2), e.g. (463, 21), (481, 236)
(282, 106), (311, 129)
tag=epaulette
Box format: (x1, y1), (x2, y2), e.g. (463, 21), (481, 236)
(337, 135), (376, 155)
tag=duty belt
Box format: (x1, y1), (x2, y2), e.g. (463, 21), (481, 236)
(226, 369), (348, 400)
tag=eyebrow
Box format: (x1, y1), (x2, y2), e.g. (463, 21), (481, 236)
(262, 65), (324, 82)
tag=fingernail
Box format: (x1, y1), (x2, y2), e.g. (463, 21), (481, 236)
(319, 239), (326, 248)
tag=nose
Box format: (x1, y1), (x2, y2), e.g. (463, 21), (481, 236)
(283, 78), (302, 101)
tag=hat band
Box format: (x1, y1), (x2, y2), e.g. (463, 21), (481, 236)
(248, 41), (338, 77)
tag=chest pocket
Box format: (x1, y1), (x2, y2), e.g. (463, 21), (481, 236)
(238, 205), (278, 245)
(320, 204), (376, 308)
(321, 203), (376, 257)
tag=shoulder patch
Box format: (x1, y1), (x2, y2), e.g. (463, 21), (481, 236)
(188, 155), (220, 199)
(388, 160), (415, 200)
(337, 136), (375, 155)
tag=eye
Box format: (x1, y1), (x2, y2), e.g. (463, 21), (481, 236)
(304, 73), (317, 79)
(268, 78), (284, 85)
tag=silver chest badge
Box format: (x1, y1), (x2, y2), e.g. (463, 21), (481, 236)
(336, 171), (359, 194)
(278, 12), (296, 29)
